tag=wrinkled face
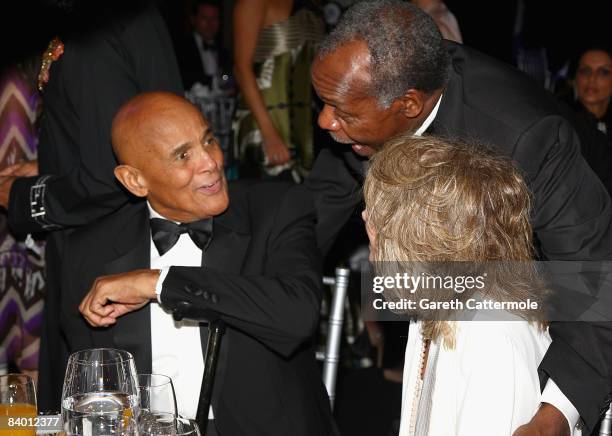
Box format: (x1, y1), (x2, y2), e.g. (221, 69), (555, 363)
(312, 40), (415, 158)
(142, 105), (229, 223)
(192, 4), (220, 41)
(575, 50), (612, 108)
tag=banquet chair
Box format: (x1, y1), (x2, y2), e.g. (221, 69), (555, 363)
(601, 405), (612, 435)
(320, 267), (350, 409)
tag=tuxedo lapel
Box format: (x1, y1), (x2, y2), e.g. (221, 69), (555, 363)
(94, 205), (154, 374)
(201, 218), (251, 273)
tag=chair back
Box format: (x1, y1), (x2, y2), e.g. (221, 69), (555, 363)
(601, 405), (612, 435)
(321, 267), (350, 409)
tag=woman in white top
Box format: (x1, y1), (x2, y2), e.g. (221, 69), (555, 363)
(362, 136), (573, 435)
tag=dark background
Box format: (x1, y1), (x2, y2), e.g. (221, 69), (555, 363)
(3, 0), (610, 73)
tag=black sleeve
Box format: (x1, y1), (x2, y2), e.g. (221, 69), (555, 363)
(305, 147), (365, 255)
(520, 116), (612, 432)
(160, 186), (322, 357)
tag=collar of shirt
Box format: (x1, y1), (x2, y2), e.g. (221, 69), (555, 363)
(147, 202), (203, 266)
(414, 93), (443, 136)
(193, 32), (215, 51)
(148, 201), (176, 222)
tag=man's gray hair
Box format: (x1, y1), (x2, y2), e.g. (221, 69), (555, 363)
(319, 0), (450, 108)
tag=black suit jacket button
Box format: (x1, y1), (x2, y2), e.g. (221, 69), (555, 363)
(173, 300), (191, 321)
(211, 294), (219, 304)
(177, 300), (191, 310)
(193, 289), (204, 296)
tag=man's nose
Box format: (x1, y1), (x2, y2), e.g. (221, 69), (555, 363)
(196, 148), (219, 172)
(318, 104), (340, 131)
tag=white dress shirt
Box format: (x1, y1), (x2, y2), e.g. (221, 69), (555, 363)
(148, 203), (212, 419)
(414, 93), (442, 136)
(412, 94), (580, 433)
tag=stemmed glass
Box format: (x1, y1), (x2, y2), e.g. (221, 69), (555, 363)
(138, 374), (178, 424)
(0, 374), (37, 436)
(64, 413), (138, 435)
(61, 348), (139, 435)
(139, 412), (200, 436)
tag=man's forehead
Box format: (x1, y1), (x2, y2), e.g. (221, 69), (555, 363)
(313, 41), (372, 100)
(197, 4), (219, 16)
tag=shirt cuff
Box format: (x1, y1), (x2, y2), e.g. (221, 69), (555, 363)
(541, 378), (580, 435)
(155, 267), (170, 304)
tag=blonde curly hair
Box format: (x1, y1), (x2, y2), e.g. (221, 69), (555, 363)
(364, 135), (546, 347)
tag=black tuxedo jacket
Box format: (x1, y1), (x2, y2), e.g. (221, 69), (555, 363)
(42, 182), (334, 436)
(306, 41), (612, 432)
(175, 34), (229, 91)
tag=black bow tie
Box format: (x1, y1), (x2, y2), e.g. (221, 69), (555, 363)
(150, 217), (213, 256)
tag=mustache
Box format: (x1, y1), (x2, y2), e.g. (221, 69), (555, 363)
(329, 132), (354, 144)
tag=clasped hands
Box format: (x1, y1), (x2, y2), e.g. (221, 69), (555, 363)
(0, 159), (38, 208)
(79, 269), (160, 327)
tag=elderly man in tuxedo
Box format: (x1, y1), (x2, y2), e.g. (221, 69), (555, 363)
(306, 1), (612, 435)
(58, 92), (333, 436)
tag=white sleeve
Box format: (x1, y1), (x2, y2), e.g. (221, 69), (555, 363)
(155, 267), (170, 304)
(540, 378), (580, 435)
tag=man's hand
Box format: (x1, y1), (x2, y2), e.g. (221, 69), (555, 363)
(0, 160), (39, 177)
(79, 269), (160, 327)
(513, 403), (570, 436)
(263, 130), (292, 167)
(0, 176), (16, 208)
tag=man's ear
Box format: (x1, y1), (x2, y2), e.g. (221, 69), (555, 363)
(114, 165), (148, 198)
(397, 89), (426, 119)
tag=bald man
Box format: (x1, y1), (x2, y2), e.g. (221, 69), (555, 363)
(45, 92), (334, 436)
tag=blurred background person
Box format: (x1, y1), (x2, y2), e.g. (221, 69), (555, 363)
(411, 0), (462, 43)
(554, 45), (612, 197)
(175, 0), (231, 93)
(573, 47), (612, 138)
(0, 56), (45, 382)
(175, 0), (237, 179)
(233, 0), (324, 181)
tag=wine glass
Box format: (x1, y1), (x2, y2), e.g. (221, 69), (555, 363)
(64, 413), (138, 436)
(138, 374), (177, 416)
(139, 412), (200, 436)
(61, 349), (139, 434)
(0, 374), (37, 436)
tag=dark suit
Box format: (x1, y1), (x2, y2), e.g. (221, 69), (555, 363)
(175, 33), (229, 91)
(51, 181), (334, 436)
(306, 41), (612, 432)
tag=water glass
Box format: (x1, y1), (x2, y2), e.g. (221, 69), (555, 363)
(138, 374), (177, 415)
(139, 413), (200, 436)
(64, 413), (138, 435)
(61, 349), (139, 433)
